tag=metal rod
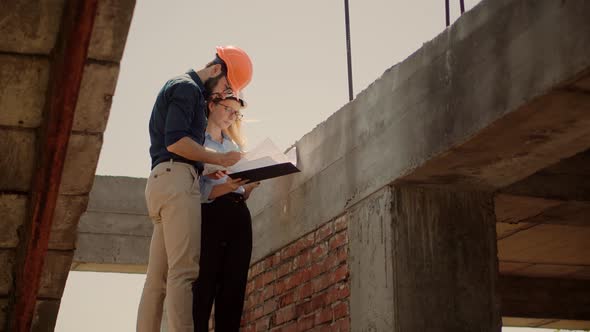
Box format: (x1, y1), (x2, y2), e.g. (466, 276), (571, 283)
(460, 0), (465, 14)
(344, 0), (354, 101)
(445, 0), (450, 26)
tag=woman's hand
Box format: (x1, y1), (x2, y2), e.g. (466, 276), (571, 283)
(209, 178), (249, 200)
(243, 181), (261, 200)
(204, 170), (226, 180)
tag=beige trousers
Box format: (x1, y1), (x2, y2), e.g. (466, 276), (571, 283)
(137, 161), (201, 332)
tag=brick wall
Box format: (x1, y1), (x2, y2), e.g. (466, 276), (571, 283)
(235, 215), (350, 331)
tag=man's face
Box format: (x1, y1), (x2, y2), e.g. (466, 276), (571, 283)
(206, 73), (234, 99)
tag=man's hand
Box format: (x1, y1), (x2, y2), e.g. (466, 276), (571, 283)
(217, 151), (242, 167)
(243, 181), (261, 200)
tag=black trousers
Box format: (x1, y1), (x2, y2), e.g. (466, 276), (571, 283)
(192, 193), (253, 332)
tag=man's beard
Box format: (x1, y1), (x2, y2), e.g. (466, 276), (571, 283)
(204, 72), (224, 98)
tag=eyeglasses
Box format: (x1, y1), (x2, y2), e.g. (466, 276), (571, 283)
(216, 102), (243, 120)
(222, 83), (234, 98)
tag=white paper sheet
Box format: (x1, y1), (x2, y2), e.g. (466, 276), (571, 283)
(203, 138), (297, 175)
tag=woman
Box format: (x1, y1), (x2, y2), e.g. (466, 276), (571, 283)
(192, 94), (259, 332)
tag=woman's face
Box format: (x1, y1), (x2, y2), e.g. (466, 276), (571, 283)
(209, 99), (243, 130)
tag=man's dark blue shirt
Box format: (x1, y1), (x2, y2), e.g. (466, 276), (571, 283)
(149, 70), (208, 173)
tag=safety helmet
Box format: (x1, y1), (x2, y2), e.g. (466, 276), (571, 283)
(216, 46), (253, 97)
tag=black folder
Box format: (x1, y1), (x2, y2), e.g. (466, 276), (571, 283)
(227, 162), (300, 182)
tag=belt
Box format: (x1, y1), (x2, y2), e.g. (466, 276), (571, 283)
(217, 192), (245, 203)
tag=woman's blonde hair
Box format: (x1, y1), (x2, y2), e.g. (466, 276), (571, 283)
(224, 118), (246, 150)
(209, 97), (247, 150)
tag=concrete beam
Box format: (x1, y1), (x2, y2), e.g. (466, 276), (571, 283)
(500, 275), (590, 321)
(87, 0), (135, 62)
(8, 2), (98, 330)
(502, 149), (590, 201)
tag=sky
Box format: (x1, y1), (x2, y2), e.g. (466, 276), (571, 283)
(54, 0), (576, 331)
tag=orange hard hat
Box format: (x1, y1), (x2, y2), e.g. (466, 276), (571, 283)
(216, 46), (253, 97)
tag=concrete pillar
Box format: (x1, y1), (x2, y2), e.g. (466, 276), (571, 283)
(350, 186), (501, 332)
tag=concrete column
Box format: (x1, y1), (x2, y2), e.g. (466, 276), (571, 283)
(390, 186), (500, 331)
(350, 185), (501, 332)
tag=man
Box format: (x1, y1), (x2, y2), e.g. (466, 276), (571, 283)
(137, 46), (253, 332)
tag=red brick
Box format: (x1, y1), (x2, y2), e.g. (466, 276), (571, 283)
(279, 291), (295, 307)
(336, 246), (348, 264)
(295, 282), (313, 301)
(281, 233), (315, 260)
(256, 316), (271, 332)
(250, 260), (265, 278)
(246, 279), (256, 295)
(338, 284), (350, 299)
(250, 290), (264, 308)
(333, 302), (349, 320)
(297, 315), (315, 331)
(252, 305), (265, 320)
(314, 222), (334, 243)
(254, 275), (264, 290)
(311, 274), (331, 293)
(334, 318), (350, 332)
(323, 252), (339, 271)
(329, 231), (348, 250)
(264, 298), (279, 315)
(325, 284), (349, 304)
(334, 215), (348, 232)
(274, 304), (297, 325)
(331, 265), (349, 283)
(314, 307), (333, 325)
(273, 322), (298, 332)
(293, 250), (312, 269)
(282, 272), (304, 292)
(275, 278), (287, 295)
(310, 293), (328, 311)
(263, 284), (275, 301)
(296, 300), (313, 316)
(262, 270), (276, 286)
(242, 310), (251, 325)
(276, 261), (293, 278)
(242, 324), (256, 332)
(310, 259), (327, 279)
(267, 252), (282, 267)
(298, 267), (312, 283)
(244, 291), (259, 310)
(310, 243), (328, 261)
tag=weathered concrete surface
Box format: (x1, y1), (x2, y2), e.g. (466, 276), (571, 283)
(0, 130), (36, 192)
(0, 0), (135, 330)
(348, 187), (394, 331)
(389, 186), (500, 331)
(246, 0), (590, 263)
(0, 195), (27, 248)
(73, 176), (151, 273)
(73, 63), (120, 133)
(0, 55), (50, 128)
(0, 1), (64, 54)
